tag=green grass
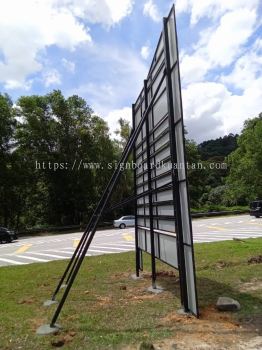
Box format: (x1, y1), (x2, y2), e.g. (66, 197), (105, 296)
(0, 238), (261, 349)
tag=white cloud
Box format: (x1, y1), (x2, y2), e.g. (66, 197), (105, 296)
(176, 0), (259, 25)
(63, 0), (134, 27)
(182, 82), (230, 141)
(203, 8), (257, 67)
(66, 42), (147, 137)
(105, 107), (132, 137)
(183, 74), (262, 142)
(180, 54), (208, 84)
(221, 51), (262, 91)
(62, 58), (75, 73)
(140, 45), (150, 60)
(69, 43), (147, 116)
(0, 0), (91, 90)
(143, 0), (161, 22)
(178, 0), (262, 141)
(43, 69), (61, 87)
(180, 6), (257, 84)
(0, 0), (135, 90)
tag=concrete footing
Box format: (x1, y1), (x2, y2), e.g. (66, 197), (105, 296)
(36, 324), (61, 335)
(43, 299), (58, 307)
(130, 273), (143, 280)
(147, 285), (164, 294)
(177, 308), (192, 316)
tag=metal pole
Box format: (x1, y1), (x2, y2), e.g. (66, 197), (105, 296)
(172, 7), (199, 316)
(144, 79), (157, 288)
(132, 103), (140, 277)
(163, 17), (189, 311)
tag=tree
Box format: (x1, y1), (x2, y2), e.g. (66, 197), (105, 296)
(15, 90), (116, 226)
(225, 113), (262, 205)
(0, 93), (18, 227)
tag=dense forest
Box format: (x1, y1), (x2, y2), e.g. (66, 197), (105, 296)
(0, 91), (261, 230)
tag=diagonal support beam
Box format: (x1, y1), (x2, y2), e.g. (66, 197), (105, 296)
(44, 68), (167, 329)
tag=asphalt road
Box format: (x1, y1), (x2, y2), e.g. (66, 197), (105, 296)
(0, 214), (261, 267)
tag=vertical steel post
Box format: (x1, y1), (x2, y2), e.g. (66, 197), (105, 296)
(132, 103), (140, 277)
(172, 7), (199, 316)
(144, 79), (157, 288)
(163, 18), (189, 311)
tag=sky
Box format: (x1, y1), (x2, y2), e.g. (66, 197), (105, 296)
(0, 0), (261, 143)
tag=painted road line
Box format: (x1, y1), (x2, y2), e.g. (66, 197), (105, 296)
(103, 233), (120, 237)
(14, 244), (32, 254)
(0, 257), (28, 265)
(88, 248), (115, 254)
(230, 230), (262, 233)
(73, 239), (80, 248)
(27, 252), (70, 259)
(122, 233), (134, 241)
(193, 232), (262, 238)
(14, 255), (50, 262)
(206, 226), (227, 231)
(99, 242), (135, 247)
(91, 245), (132, 251)
(46, 250), (74, 255)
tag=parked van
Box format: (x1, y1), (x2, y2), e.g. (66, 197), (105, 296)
(250, 200), (262, 218)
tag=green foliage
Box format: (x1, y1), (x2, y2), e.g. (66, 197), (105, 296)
(0, 90), (129, 229)
(198, 134), (238, 160)
(225, 114), (262, 205)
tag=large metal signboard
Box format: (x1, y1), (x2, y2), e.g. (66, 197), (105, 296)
(132, 6), (199, 316)
(37, 5), (198, 335)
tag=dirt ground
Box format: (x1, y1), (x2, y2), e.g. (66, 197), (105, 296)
(123, 306), (262, 350)
(123, 275), (262, 350)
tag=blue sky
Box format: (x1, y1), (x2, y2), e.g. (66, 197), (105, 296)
(0, 0), (261, 142)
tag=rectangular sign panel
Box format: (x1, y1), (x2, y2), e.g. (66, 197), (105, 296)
(132, 5), (199, 316)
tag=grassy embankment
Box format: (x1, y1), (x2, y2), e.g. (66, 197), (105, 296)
(0, 238), (261, 349)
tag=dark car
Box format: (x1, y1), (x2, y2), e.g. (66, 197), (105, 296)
(250, 200), (262, 218)
(0, 227), (17, 243)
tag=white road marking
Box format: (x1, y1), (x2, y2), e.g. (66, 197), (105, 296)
(97, 242), (135, 248)
(0, 258), (28, 265)
(45, 250), (74, 255)
(27, 252), (70, 259)
(91, 245), (132, 251)
(88, 248), (115, 254)
(14, 255), (50, 262)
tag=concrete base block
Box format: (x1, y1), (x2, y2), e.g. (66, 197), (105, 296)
(177, 308), (192, 316)
(60, 284), (67, 289)
(36, 324), (61, 335)
(216, 296), (241, 311)
(147, 285), (164, 294)
(130, 273), (143, 280)
(43, 299), (58, 307)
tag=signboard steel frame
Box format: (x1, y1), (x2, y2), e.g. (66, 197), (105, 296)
(37, 5), (199, 335)
(132, 6), (199, 316)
